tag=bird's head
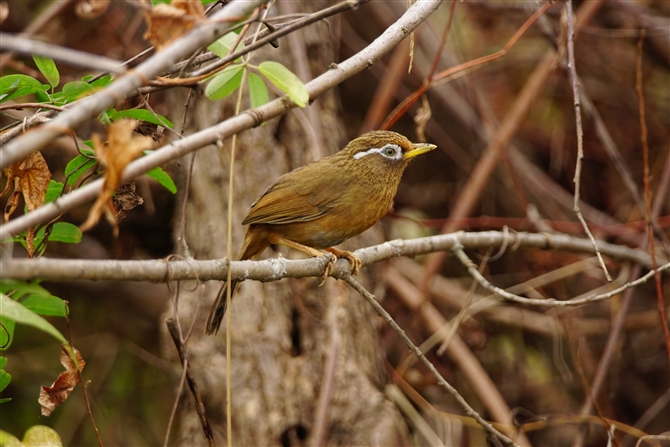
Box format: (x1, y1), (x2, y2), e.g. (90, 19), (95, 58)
(342, 130), (436, 176)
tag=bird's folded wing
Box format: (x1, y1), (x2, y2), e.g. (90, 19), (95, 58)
(242, 163), (349, 225)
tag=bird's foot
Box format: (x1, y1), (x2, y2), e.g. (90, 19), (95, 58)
(325, 247), (362, 277)
(318, 254), (337, 287)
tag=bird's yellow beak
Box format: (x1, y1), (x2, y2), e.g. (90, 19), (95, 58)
(404, 142), (437, 160)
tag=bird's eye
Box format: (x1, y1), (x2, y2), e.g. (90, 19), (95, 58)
(381, 145), (397, 158)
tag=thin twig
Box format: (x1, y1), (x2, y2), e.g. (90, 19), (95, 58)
(0, 32), (125, 73)
(340, 273), (520, 447)
(0, 103), (66, 112)
(564, 0), (611, 282)
(382, 1), (552, 130)
(166, 318), (216, 447)
(636, 25), (670, 367)
(451, 244), (669, 308)
(65, 316), (104, 447)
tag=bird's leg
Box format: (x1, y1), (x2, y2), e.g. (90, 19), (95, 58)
(325, 247), (362, 276)
(267, 233), (336, 283)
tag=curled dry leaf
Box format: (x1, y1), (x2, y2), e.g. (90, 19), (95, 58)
(413, 95), (432, 143)
(1, 151), (52, 257)
(79, 119), (153, 236)
(114, 182), (144, 223)
(143, 0), (205, 50)
(38, 345), (86, 417)
(136, 121), (165, 141)
(75, 0), (109, 19)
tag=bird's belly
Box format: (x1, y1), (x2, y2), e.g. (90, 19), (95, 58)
(259, 206), (385, 249)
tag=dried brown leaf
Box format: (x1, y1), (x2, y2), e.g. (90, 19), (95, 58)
(414, 95), (432, 143)
(114, 182), (144, 222)
(39, 346), (86, 417)
(79, 120), (153, 235)
(136, 121), (165, 141)
(2, 151), (52, 255)
(143, 0), (205, 50)
(2, 151), (52, 221)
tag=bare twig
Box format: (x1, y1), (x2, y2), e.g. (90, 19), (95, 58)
(166, 318), (216, 447)
(636, 25), (670, 367)
(452, 244), (669, 308)
(340, 273), (520, 447)
(0, 102), (66, 112)
(564, 0), (611, 282)
(65, 317), (104, 447)
(0, 33), (125, 73)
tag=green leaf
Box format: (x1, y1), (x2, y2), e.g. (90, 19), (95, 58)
(83, 73), (112, 87)
(0, 357), (6, 369)
(0, 280), (50, 299)
(34, 89), (51, 104)
(45, 180), (64, 204)
(0, 294), (66, 344)
(248, 73), (269, 109)
(258, 61), (309, 108)
(204, 65), (243, 100)
(0, 369), (10, 394)
(100, 109), (112, 125)
(46, 222), (82, 244)
(56, 81), (93, 105)
(0, 74), (48, 103)
(208, 32), (244, 60)
(0, 431), (20, 443)
(33, 56), (60, 88)
(23, 426), (64, 446)
(0, 316), (15, 351)
(21, 295), (68, 317)
(108, 109), (174, 128)
(64, 155), (96, 185)
(30, 222), (82, 250)
(146, 167), (177, 194)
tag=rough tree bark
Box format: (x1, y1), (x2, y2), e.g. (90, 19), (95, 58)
(168, 3), (409, 445)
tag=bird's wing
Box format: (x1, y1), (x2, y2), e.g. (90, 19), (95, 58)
(242, 161), (349, 225)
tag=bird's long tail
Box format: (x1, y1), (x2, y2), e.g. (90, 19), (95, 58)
(205, 229), (268, 335)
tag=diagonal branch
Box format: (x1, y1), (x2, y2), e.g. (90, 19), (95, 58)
(340, 273), (521, 447)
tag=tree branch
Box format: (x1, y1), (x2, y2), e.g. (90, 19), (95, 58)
(2, 231), (661, 285)
(0, 33), (126, 73)
(340, 273), (520, 447)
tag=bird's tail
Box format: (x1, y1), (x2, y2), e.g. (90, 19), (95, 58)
(205, 280), (241, 335)
(205, 228), (268, 335)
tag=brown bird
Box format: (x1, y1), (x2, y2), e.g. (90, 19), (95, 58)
(205, 130), (436, 334)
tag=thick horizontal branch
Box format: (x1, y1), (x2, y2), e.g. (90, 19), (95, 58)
(1, 231), (659, 283)
(0, 0), (442, 241)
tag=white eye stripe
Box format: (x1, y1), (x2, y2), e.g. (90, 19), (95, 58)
(353, 144), (403, 160)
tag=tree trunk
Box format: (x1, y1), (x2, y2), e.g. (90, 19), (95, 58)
(167, 3), (408, 445)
